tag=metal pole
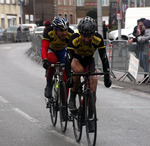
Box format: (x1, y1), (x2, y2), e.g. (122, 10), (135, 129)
(128, 0), (130, 7)
(97, 0), (102, 35)
(20, 1), (23, 26)
(118, 0), (122, 40)
(135, 0), (137, 7)
(33, 0), (35, 23)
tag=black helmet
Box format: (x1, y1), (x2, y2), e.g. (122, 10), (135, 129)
(78, 16), (97, 36)
(52, 17), (69, 30)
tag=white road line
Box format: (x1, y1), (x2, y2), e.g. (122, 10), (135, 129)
(12, 108), (38, 123)
(3, 47), (11, 49)
(51, 130), (86, 146)
(0, 96), (9, 103)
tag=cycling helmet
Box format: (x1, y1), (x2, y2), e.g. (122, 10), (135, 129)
(78, 16), (97, 36)
(52, 17), (69, 30)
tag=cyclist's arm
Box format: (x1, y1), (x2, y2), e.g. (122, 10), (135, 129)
(65, 34), (77, 78)
(98, 48), (110, 72)
(96, 33), (110, 72)
(65, 49), (75, 78)
(41, 27), (52, 60)
(41, 40), (49, 60)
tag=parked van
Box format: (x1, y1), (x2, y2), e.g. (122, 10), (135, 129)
(22, 24), (37, 34)
(125, 7), (150, 28)
(108, 7), (150, 41)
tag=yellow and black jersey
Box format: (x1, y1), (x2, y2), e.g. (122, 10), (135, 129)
(42, 26), (73, 51)
(67, 33), (105, 56)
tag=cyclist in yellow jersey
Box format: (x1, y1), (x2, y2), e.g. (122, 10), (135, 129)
(41, 17), (73, 100)
(65, 16), (112, 130)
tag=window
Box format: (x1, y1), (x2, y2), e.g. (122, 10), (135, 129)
(24, 0), (29, 5)
(12, 0), (16, 4)
(6, 0), (10, 4)
(64, 14), (67, 19)
(69, 0), (72, 6)
(1, 18), (5, 29)
(77, 0), (84, 6)
(0, 0), (4, 3)
(25, 14), (29, 24)
(58, 0), (61, 5)
(102, 0), (109, 6)
(64, 0), (66, 5)
(70, 14), (73, 24)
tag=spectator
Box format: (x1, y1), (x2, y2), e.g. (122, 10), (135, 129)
(129, 18), (150, 83)
(103, 21), (108, 39)
(137, 19), (150, 83)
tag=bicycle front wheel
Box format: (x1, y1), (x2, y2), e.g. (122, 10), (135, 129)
(73, 93), (83, 142)
(49, 80), (58, 126)
(59, 81), (68, 133)
(85, 89), (97, 146)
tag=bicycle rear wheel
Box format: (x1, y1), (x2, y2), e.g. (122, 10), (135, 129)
(49, 80), (58, 126)
(85, 89), (97, 146)
(59, 81), (68, 133)
(73, 93), (83, 142)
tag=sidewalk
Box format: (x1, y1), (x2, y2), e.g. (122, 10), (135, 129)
(104, 70), (150, 94)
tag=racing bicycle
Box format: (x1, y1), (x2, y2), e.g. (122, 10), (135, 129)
(47, 62), (68, 133)
(69, 71), (106, 146)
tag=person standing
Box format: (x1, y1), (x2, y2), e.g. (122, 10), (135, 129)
(103, 21), (108, 39)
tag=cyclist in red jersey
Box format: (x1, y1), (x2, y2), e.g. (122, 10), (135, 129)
(41, 17), (73, 100)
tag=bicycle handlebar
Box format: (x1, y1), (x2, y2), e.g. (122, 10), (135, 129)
(50, 62), (65, 68)
(71, 71), (108, 76)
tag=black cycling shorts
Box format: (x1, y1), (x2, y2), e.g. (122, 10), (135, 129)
(73, 54), (95, 72)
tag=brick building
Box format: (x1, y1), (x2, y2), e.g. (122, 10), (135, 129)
(76, 0), (110, 24)
(56, 0), (77, 24)
(22, 0), (54, 25)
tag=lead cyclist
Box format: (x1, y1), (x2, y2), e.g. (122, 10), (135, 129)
(65, 16), (112, 131)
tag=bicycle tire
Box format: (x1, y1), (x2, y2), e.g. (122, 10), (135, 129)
(73, 92), (83, 142)
(59, 81), (68, 133)
(85, 89), (97, 146)
(49, 80), (58, 126)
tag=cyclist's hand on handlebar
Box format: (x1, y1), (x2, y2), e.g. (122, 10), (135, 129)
(104, 73), (112, 88)
(42, 59), (50, 69)
(66, 76), (74, 88)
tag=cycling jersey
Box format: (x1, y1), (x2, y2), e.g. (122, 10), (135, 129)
(43, 26), (72, 50)
(67, 33), (105, 56)
(65, 32), (110, 78)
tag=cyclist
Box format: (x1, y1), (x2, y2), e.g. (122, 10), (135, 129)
(41, 17), (73, 103)
(65, 16), (112, 130)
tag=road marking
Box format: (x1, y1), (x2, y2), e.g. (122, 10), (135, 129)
(0, 96), (9, 103)
(3, 47), (11, 49)
(50, 130), (86, 146)
(12, 108), (38, 123)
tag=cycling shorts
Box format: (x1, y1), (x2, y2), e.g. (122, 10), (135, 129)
(73, 57), (98, 79)
(48, 48), (66, 63)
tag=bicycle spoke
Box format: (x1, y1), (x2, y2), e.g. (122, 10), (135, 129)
(49, 80), (58, 126)
(73, 93), (82, 142)
(59, 82), (68, 133)
(85, 90), (97, 146)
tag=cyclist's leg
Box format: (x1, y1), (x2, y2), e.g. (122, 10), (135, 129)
(85, 59), (97, 132)
(45, 51), (58, 99)
(68, 58), (84, 110)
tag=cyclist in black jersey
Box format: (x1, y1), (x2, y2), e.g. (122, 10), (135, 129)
(65, 17), (112, 126)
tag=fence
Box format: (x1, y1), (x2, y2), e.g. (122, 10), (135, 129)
(30, 35), (150, 84)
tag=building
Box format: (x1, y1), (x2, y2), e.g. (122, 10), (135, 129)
(0, 0), (20, 29)
(56, 0), (77, 24)
(22, 0), (54, 26)
(76, 0), (110, 24)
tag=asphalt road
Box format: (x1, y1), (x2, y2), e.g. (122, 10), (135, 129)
(0, 42), (150, 146)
